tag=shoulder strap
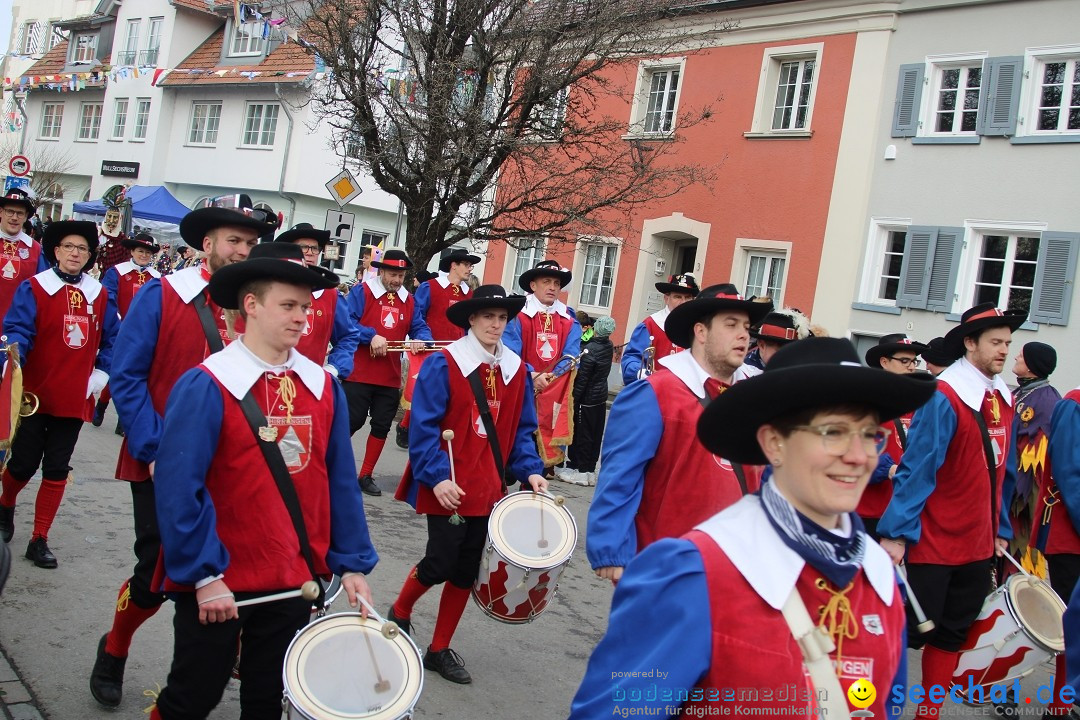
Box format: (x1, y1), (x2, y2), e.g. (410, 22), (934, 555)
(779, 588), (852, 719)
(467, 368), (507, 489)
(192, 292), (225, 354)
(892, 418), (907, 452)
(969, 404), (1001, 548)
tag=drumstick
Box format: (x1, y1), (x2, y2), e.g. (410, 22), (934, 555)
(353, 593), (395, 693)
(442, 430), (464, 525)
(234, 580), (320, 608)
(896, 564), (935, 634)
(1001, 549), (1033, 578)
(537, 494), (549, 549)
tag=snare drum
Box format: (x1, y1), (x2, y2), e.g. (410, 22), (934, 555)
(283, 612), (423, 720)
(472, 491), (578, 623)
(952, 574), (1065, 692)
(315, 575), (343, 615)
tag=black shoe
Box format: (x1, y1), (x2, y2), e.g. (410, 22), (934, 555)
(386, 606), (412, 637)
(358, 475), (382, 497)
(90, 633), (126, 708)
(114, 420), (124, 437)
(424, 647), (472, 684)
(0, 504), (13, 543)
(92, 400), (107, 427)
(395, 424), (409, 449)
(25, 537), (57, 568)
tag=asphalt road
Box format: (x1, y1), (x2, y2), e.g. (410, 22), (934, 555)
(0, 405), (1061, 719)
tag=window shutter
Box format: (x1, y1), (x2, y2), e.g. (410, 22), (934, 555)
(14, 25), (24, 55)
(896, 226), (936, 309)
(979, 56), (1023, 136)
(1029, 232), (1079, 325)
(891, 64), (924, 138)
(925, 227), (964, 313)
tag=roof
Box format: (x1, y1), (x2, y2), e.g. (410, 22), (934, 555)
(159, 27), (317, 87)
(170, 0), (217, 15)
(22, 41), (72, 77)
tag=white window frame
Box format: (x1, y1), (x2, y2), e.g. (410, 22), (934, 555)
(744, 253), (787, 302)
(576, 237), (621, 310)
(70, 33), (98, 63)
(746, 43), (823, 137)
(731, 238), (792, 306)
(229, 20), (266, 58)
(857, 218), (913, 306)
(954, 220), (1049, 313)
(188, 101), (223, 145)
(39, 102), (64, 139)
(1017, 45), (1080, 137)
(143, 17), (163, 66)
(111, 98), (128, 139)
(118, 19), (140, 65)
(47, 22), (62, 50)
(626, 57), (685, 138)
(77, 102), (103, 141)
(132, 98), (151, 140)
(508, 237), (547, 290)
(21, 21), (43, 55)
(241, 103), (280, 148)
(918, 53), (988, 138)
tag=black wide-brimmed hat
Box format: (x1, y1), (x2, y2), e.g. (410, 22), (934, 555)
(439, 248), (481, 273)
(415, 270), (439, 283)
(275, 223), (331, 249)
(752, 311), (800, 345)
(864, 333), (929, 368)
(518, 259), (571, 292)
(208, 242), (340, 310)
(121, 231), (160, 252)
(666, 284), (774, 348)
(43, 220), (99, 274)
(446, 284), (527, 329)
(0, 188), (35, 215)
(179, 207), (278, 249)
(943, 303), (1027, 359)
(697, 337), (938, 464)
(371, 248), (413, 270)
(655, 273), (700, 296)
(920, 337), (952, 368)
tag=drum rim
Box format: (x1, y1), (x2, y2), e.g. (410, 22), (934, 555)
(486, 491), (578, 570)
(283, 612), (424, 719)
(1003, 574), (1066, 653)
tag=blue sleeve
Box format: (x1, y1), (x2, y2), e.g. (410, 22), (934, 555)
(326, 293), (359, 378)
(95, 287), (120, 373)
(508, 371), (545, 482)
(413, 281), (431, 322)
(325, 379), (379, 574)
(36, 251), (48, 273)
(876, 392), (955, 543)
(870, 452), (896, 485)
(1050, 399), (1080, 529)
(111, 280), (164, 463)
(407, 354), (452, 488)
(408, 300), (434, 342)
(621, 321), (650, 385)
(346, 286), (375, 345)
(998, 426), (1017, 540)
(569, 539), (711, 719)
(503, 317), (523, 358)
(1, 280), (38, 364)
(586, 381), (664, 569)
(101, 268), (119, 313)
(154, 370), (228, 584)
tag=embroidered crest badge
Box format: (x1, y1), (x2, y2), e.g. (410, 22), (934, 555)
(63, 314), (89, 348)
(269, 416), (313, 472)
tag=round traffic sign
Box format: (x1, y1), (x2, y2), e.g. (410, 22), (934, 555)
(9, 156), (30, 177)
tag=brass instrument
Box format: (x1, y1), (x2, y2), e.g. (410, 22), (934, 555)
(0, 341), (38, 454)
(382, 341), (456, 353)
(640, 335), (656, 379)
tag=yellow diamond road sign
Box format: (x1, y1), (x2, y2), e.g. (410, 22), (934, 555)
(325, 169), (363, 207)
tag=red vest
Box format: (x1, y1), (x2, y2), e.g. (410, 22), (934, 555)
(295, 289), (337, 366)
(347, 284), (415, 387)
(423, 278), (469, 342)
(114, 265), (156, 318)
(0, 237), (43, 319)
(23, 276), (108, 420)
(635, 370), (761, 550)
(517, 309), (574, 371)
(397, 350), (528, 516)
(1042, 390), (1080, 555)
(857, 413), (911, 520)
(643, 315), (681, 360)
(164, 370), (335, 592)
(909, 383), (1013, 565)
(686, 530), (903, 716)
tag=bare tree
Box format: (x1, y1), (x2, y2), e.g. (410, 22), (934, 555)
(0, 136), (77, 220)
(284, 0), (731, 269)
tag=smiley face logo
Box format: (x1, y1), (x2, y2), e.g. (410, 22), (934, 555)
(847, 678), (876, 709)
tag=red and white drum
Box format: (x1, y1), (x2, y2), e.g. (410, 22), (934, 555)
(472, 491), (578, 624)
(283, 612), (424, 719)
(952, 574), (1065, 691)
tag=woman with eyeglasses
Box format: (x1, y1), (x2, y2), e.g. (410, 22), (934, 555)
(569, 337), (936, 719)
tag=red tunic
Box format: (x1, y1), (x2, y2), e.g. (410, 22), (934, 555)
(517, 309), (574, 371)
(857, 412), (912, 520)
(0, 235), (43, 319)
(112, 263), (156, 318)
(295, 288), (337, 366)
(23, 275), (108, 421)
(347, 284), (416, 388)
(423, 278), (469, 342)
(643, 314), (681, 360)
(1042, 390), (1080, 555)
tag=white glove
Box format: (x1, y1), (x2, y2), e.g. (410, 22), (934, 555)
(86, 368), (109, 398)
(323, 364), (339, 378)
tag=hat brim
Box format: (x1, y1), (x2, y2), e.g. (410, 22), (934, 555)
(518, 268), (572, 292)
(121, 237), (161, 252)
(209, 258), (341, 309)
(275, 227), (331, 249)
(666, 298), (774, 348)
(43, 222), (99, 274)
(750, 328), (799, 344)
(697, 365), (938, 464)
(943, 314), (1027, 359)
(179, 208), (277, 249)
(446, 295), (527, 329)
(864, 341), (929, 368)
(439, 253), (481, 273)
(371, 259), (414, 270)
(654, 282), (699, 296)
(1, 197), (35, 215)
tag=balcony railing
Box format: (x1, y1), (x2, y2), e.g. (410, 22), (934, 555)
(140, 48), (159, 66)
(116, 50), (136, 65)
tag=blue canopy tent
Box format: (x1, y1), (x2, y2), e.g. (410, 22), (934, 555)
(72, 185), (190, 246)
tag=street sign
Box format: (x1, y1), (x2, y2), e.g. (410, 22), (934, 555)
(3, 176), (30, 194)
(324, 209), (355, 244)
(8, 156), (30, 177)
(324, 169), (363, 208)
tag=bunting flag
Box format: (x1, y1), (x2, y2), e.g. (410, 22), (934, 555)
(534, 368), (576, 467)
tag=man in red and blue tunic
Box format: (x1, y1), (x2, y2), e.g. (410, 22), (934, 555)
(344, 248), (433, 496)
(503, 259), (581, 389)
(620, 273), (698, 384)
(1050, 378), (1080, 717)
(0, 221), (119, 568)
(391, 285), (546, 685)
(0, 188), (48, 319)
(878, 302), (1024, 717)
(587, 284), (772, 585)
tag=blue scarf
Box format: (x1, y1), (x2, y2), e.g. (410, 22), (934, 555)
(52, 266), (82, 284)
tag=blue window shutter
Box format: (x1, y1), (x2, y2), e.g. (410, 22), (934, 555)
(925, 227), (964, 313)
(979, 56), (1023, 136)
(1029, 232), (1079, 325)
(891, 64), (925, 138)
(896, 226), (937, 309)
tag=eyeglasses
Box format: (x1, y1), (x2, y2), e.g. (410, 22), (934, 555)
(297, 244), (321, 255)
(58, 243), (91, 255)
(790, 424), (890, 456)
(2, 209), (27, 218)
(886, 356), (921, 367)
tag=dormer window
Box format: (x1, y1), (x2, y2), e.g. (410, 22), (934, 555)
(71, 33), (98, 63)
(229, 20), (265, 57)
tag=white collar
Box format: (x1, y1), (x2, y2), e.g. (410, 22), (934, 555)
(521, 293), (571, 319)
(445, 330), (522, 384)
(435, 272), (470, 294)
(939, 356), (1013, 411)
(115, 260), (161, 279)
(657, 349), (712, 398)
(696, 496), (895, 610)
(365, 276), (408, 303)
(165, 265), (209, 304)
(34, 268), (102, 302)
(313, 288), (325, 299)
(0, 231), (33, 247)
(648, 305), (671, 330)
(201, 337), (326, 401)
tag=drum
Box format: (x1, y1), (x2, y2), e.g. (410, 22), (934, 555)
(952, 573), (1065, 692)
(283, 612), (423, 720)
(472, 491), (578, 623)
(315, 575), (343, 614)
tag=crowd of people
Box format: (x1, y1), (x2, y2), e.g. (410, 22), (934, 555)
(1, 182), (1079, 719)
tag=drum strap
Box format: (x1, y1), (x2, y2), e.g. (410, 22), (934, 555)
(970, 407), (1001, 553)
(779, 587), (851, 719)
(697, 394), (749, 496)
(892, 418), (907, 452)
(467, 369), (507, 489)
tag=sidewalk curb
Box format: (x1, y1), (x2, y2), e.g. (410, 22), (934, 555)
(0, 643), (47, 720)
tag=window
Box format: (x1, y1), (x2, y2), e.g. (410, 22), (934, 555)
(534, 87), (569, 140)
(929, 64), (982, 134)
(71, 33), (98, 63)
(112, 98), (128, 139)
(118, 19), (140, 65)
(189, 102), (222, 144)
(78, 102), (102, 140)
(361, 230), (388, 247)
(38, 183), (63, 222)
(133, 99), (151, 140)
(579, 241), (618, 308)
(628, 59), (685, 136)
(143, 17), (163, 66)
(40, 103), (63, 139)
(510, 237), (545, 289)
(875, 231), (907, 302)
(21, 21), (43, 55)
(229, 20), (265, 57)
(47, 22), (62, 50)
(772, 59), (815, 131)
(1033, 58), (1080, 133)
(745, 253), (786, 302)
(242, 103), (279, 147)
(748, 44), (822, 136)
(972, 234), (1040, 314)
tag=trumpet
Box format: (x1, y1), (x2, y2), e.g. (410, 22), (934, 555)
(382, 341), (456, 353)
(639, 335), (656, 379)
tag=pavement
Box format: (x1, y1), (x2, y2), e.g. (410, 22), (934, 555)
(0, 405), (1064, 719)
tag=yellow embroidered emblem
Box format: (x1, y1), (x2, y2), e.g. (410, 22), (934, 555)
(1020, 406), (1035, 423)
